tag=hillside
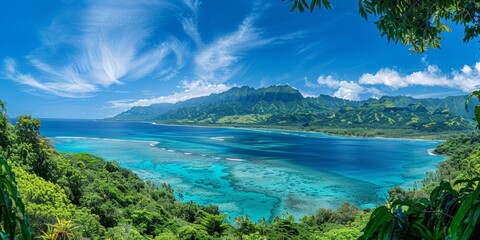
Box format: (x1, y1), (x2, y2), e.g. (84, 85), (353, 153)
(112, 85), (475, 135)
(112, 85), (316, 121)
(369, 95), (476, 119)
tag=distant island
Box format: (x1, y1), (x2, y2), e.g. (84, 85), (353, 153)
(110, 85), (476, 139)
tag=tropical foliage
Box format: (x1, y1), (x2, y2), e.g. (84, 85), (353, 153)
(0, 157), (31, 240)
(287, 0), (480, 53)
(466, 91), (480, 128)
(362, 178), (480, 239)
(361, 133), (480, 239)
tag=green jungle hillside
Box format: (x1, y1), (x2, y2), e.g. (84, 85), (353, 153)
(112, 85), (476, 138)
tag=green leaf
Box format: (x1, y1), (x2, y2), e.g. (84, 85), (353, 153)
(464, 91), (480, 112)
(363, 206), (394, 239)
(378, 220), (394, 239)
(447, 181), (480, 239)
(413, 222), (432, 239)
(461, 203), (480, 240)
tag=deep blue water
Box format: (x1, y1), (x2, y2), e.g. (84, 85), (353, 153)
(39, 119), (445, 221)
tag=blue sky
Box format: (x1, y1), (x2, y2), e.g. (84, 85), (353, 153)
(0, 0), (479, 119)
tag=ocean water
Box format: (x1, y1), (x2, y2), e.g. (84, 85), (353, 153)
(40, 119), (445, 222)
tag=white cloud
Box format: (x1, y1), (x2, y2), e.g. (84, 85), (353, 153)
(317, 75), (340, 88)
(421, 54), (428, 65)
(359, 62), (480, 92)
(181, 0), (202, 47)
(333, 81), (364, 101)
(315, 74), (382, 101)
(183, 0), (201, 14)
(194, 15), (272, 83)
(304, 77), (318, 88)
(462, 65), (472, 75)
(300, 91), (318, 98)
(182, 17), (202, 47)
(108, 79), (231, 109)
(359, 68), (407, 89)
(2, 0), (188, 97)
(312, 62), (480, 101)
(180, 2), (306, 85)
(3, 58), (97, 98)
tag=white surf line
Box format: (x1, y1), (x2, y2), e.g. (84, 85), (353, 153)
(210, 136), (234, 141)
(225, 157), (246, 162)
(54, 136), (160, 145)
(427, 149), (440, 156)
(55, 136), (92, 139)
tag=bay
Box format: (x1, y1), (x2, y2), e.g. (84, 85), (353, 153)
(40, 119), (445, 222)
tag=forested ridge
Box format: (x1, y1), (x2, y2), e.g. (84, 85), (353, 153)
(112, 85), (476, 138)
(1, 99), (480, 239)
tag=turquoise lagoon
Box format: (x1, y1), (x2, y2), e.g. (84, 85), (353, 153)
(40, 119), (446, 222)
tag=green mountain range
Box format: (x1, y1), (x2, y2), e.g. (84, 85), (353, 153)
(111, 85), (476, 134)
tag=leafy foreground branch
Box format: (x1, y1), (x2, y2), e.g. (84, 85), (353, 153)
(287, 0), (480, 54)
(0, 157), (31, 240)
(362, 178), (480, 239)
(466, 91), (480, 128)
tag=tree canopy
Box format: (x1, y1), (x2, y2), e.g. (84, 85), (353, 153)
(287, 0), (480, 53)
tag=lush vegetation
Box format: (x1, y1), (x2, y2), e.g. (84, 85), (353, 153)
(0, 157), (31, 240)
(363, 177), (480, 239)
(362, 133), (480, 239)
(466, 91), (480, 128)
(112, 85), (475, 138)
(1, 99), (374, 239)
(2, 97), (480, 240)
(287, 0), (480, 53)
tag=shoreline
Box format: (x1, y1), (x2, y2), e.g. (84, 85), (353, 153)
(99, 117), (473, 141)
(141, 120), (453, 142)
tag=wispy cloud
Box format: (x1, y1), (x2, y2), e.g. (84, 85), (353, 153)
(2, 0), (187, 97)
(107, 2), (278, 110)
(295, 40), (324, 60)
(304, 77), (318, 88)
(108, 79), (231, 109)
(183, 0), (201, 14)
(181, 0), (202, 46)
(194, 15), (270, 83)
(182, 17), (203, 47)
(193, 12), (306, 84)
(3, 58), (97, 98)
